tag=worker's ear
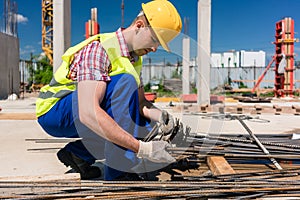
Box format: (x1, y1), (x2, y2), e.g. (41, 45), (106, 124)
(135, 19), (145, 34)
(135, 19), (145, 29)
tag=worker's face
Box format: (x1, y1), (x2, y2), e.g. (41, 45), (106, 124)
(132, 21), (160, 56)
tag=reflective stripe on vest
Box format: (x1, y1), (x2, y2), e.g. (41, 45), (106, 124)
(36, 32), (142, 117)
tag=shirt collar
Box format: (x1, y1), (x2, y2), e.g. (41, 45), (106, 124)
(116, 28), (130, 57)
(116, 28), (138, 63)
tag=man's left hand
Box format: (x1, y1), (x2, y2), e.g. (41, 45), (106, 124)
(159, 110), (174, 134)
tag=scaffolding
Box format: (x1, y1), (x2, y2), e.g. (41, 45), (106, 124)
(252, 17), (299, 97)
(2, 0), (17, 37)
(41, 0), (53, 65)
(274, 17), (298, 97)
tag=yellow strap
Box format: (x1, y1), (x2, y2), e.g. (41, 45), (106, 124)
(62, 34), (101, 64)
(101, 33), (141, 86)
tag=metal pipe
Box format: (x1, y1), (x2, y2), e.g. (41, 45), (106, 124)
(235, 116), (283, 170)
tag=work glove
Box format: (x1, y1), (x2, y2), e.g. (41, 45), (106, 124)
(137, 140), (176, 163)
(159, 110), (174, 134)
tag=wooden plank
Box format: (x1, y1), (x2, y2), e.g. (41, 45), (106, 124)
(207, 156), (236, 176)
(0, 173), (80, 182)
(232, 79), (274, 83)
(0, 113), (36, 120)
(0, 173), (81, 196)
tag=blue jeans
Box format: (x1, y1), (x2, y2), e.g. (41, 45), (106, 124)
(38, 74), (153, 180)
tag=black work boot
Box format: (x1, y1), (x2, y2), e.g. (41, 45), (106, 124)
(57, 148), (101, 180)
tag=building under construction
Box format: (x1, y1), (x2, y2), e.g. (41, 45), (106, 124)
(1, 1), (300, 199)
(0, 0), (19, 99)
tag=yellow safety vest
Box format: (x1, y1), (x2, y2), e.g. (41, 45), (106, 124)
(36, 32), (142, 117)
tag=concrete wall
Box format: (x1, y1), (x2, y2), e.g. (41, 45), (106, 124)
(142, 64), (300, 91)
(0, 33), (20, 99)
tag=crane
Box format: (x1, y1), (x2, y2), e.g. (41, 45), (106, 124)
(41, 0), (53, 65)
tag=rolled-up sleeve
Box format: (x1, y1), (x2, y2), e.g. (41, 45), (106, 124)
(74, 41), (111, 82)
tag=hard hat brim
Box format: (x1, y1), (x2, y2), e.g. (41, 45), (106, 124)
(141, 0), (182, 53)
(152, 28), (171, 52)
(142, 3), (170, 52)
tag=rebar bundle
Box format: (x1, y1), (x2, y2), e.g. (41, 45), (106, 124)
(7, 114), (300, 199)
(1, 169), (300, 199)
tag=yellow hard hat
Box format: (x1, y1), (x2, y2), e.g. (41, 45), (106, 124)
(142, 0), (182, 52)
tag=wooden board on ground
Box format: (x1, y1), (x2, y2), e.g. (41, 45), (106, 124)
(207, 156), (236, 175)
(0, 173), (81, 197)
(0, 113), (36, 120)
(0, 173), (80, 182)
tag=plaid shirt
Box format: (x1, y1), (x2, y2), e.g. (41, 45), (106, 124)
(68, 28), (139, 82)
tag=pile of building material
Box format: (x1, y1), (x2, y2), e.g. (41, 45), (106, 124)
(1, 119), (300, 199)
(0, 169), (300, 199)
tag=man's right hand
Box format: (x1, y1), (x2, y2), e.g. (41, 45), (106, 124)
(137, 141), (175, 163)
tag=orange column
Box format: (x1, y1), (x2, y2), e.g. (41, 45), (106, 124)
(274, 17), (297, 97)
(85, 8), (100, 39)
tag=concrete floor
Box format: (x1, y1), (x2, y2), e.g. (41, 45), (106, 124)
(0, 96), (68, 178)
(0, 95), (299, 178)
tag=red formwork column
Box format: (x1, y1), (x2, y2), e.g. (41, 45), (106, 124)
(274, 19), (284, 97)
(85, 20), (99, 39)
(274, 18), (297, 97)
(285, 18), (295, 97)
(85, 8), (100, 39)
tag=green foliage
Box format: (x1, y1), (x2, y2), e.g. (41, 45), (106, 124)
(34, 64), (53, 84)
(238, 77), (248, 89)
(144, 83), (151, 92)
(144, 82), (164, 92)
(156, 84), (166, 93)
(171, 69), (181, 78)
(156, 90), (179, 97)
(144, 82), (180, 97)
(192, 86), (197, 94)
(259, 92), (274, 97)
(28, 55), (53, 84)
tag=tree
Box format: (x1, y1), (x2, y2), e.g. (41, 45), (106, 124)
(28, 54), (53, 85)
(34, 55), (53, 84)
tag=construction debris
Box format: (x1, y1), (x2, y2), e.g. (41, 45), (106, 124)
(1, 115), (298, 199)
(1, 168), (300, 199)
(175, 103), (300, 115)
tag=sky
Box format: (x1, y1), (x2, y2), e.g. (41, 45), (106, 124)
(1, 0), (300, 64)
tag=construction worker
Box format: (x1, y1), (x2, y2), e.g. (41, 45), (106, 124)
(36, 0), (182, 180)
